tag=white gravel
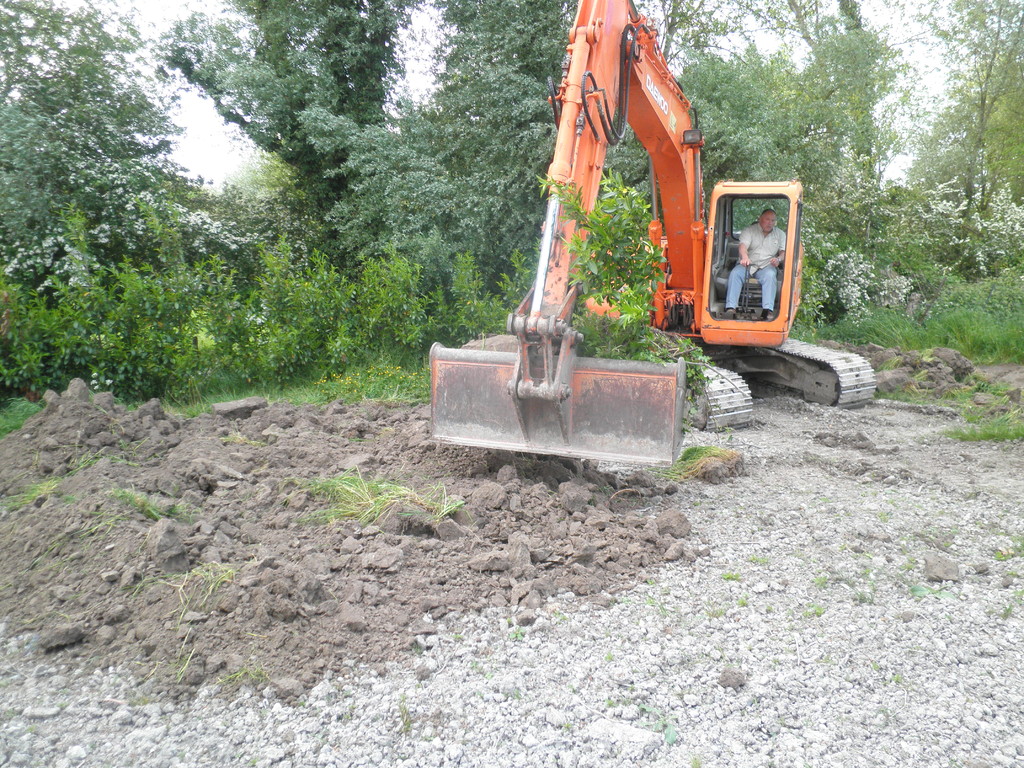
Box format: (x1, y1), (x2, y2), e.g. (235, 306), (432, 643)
(2, 395), (1023, 768)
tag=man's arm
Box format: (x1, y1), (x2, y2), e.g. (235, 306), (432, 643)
(738, 225), (754, 266)
(738, 242), (750, 266)
(771, 229), (785, 267)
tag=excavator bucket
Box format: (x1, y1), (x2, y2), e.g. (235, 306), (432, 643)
(430, 344), (687, 465)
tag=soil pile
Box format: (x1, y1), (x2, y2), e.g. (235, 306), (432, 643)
(0, 380), (702, 697)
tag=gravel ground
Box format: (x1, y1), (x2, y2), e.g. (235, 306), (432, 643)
(2, 394), (1023, 768)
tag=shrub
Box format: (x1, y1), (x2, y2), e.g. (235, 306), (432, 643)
(217, 242), (354, 386)
(348, 248), (426, 359)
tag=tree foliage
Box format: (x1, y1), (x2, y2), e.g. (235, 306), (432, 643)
(0, 0), (188, 287)
(163, 0), (413, 258)
(336, 0), (574, 285)
(911, 0), (1024, 209)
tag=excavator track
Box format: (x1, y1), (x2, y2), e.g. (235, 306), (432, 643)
(708, 339), (876, 410)
(777, 339), (877, 407)
(691, 366), (754, 431)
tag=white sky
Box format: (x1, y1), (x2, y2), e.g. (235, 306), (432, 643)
(116, 0), (256, 186)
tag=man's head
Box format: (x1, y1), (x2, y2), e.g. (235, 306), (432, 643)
(758, 209), (777, 234)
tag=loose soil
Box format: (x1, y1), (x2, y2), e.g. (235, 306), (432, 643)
(0, 381), (701, 698)
(1, 351), (1019, 702)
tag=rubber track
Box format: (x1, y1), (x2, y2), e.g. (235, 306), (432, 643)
(776, 339), (877, 408)
(701, 366), (753, 430)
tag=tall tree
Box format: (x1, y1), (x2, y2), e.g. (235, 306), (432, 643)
(163, 0), (413, 259)
(912, 0), (1024, 210)
(338, 0), (574, 284)
(0, 0), (182, 287)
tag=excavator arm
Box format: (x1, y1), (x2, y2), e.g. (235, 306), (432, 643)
(431, 0), (875, 460)
(430, 0), (696, 465)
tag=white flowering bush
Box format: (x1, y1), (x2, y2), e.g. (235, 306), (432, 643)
(821, 250), (876, 318)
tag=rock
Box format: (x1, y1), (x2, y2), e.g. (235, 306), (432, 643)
(924, 552), (960, 582)
(338, 604), (367, 632)
(875, 368), (912, 393)
(585, 718), (662, 748)
(211, 396), (268, 420)
(656, 509), (691, 539)
(931, 347), (974, 379)
(39, 623), (86, 651)
(95, 625), (117, 644)
(469, 481), (508, 510)
(496, 464), (518, 483)
(467, 551), (511, 572)
(23, 706), (61, 719)
(134, 398), (165, 420)
(146, 518), (189, 573)
(663, 541), (695, 562)
(360, 545), (404, 571)
(271, 677), (305, 700)
(558, 482), (592, 513)
(718, 666), (748, 689)
(415, 659), (438, 680)
(507, 532), (532, 570)
(433, 518), (467, 541)
(66, 745), (88, 762)
(516, 610), (537, 626)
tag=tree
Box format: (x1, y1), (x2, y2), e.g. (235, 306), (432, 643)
(163, 0), (413, 259)
(0, 0), (185, 287)
(912, 0), (1024, 210)
(336, 0), (575, 285)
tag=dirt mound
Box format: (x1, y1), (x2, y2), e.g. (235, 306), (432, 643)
(0, 381), (700, 698)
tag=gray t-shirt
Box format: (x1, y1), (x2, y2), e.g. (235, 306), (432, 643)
(739, 223), (787, 270)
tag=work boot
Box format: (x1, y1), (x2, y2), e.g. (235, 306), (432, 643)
(761, 308), (773, 320)
(724, 307), (736, 319)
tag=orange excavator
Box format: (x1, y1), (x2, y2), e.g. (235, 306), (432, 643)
(430, 0), (875, 465)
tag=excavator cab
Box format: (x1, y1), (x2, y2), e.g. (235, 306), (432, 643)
(700, 181), (804, 347)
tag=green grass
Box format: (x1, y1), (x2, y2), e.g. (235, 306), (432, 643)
(110, 488), (190, 521)
(0, 398), (43, 439)
(216, 664), (270, 689)
(168, 358), (429, 418)
(2, 478), (61, 512)
(301, 470), (463, 526)
(947, 409), (1024, 442)
(812, 306), (1024, 365)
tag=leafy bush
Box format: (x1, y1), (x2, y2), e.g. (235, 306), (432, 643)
(425, 251), (529, 348)
(348, 249), (426, 359)
(212, 243), (354, 387)
(550, 172), (665, 311)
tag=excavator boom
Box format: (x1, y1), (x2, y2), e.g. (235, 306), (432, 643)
(431, 0), (694, 465)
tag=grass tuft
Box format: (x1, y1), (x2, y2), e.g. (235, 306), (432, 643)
(110, 488), (190, 521)
(0, 398), (43, 439)
(301, 470), (463, 526)
(657, 446), (742, 480)
(947, 410), (1024, 442)
(2, 478), (61, 512)
(216, 664), (270, 689)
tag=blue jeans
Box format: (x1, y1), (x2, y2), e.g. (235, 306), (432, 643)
(726, 264), (777, 310)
